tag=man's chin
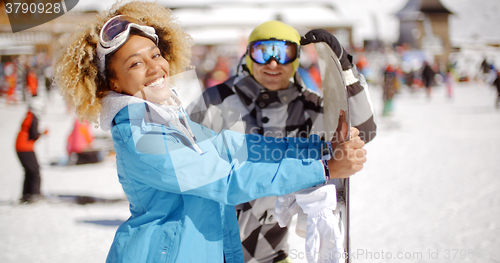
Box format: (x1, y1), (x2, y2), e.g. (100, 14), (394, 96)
(263, 84), (286, 91)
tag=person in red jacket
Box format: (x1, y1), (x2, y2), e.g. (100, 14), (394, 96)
(67, 118), (102, 165)
(26, 68), (38, 97)
(15, 98), (47, 203)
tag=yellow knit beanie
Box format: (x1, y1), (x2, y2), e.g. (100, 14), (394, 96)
(245, 21), (301, 75)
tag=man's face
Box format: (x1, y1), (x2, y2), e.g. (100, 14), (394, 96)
(252, 59), (294, 91)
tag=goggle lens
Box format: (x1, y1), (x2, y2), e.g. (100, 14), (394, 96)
(102, 17), (133, 42)
(249, 40), (298, 65)
(97, 15), (158, 79)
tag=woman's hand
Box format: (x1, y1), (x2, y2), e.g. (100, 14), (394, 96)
(327, 127), (367, 179)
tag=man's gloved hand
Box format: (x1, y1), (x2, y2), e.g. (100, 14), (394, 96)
(300, 29), (353, 70)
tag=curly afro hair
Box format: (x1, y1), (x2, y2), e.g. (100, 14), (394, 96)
(54, 0), (193, 125)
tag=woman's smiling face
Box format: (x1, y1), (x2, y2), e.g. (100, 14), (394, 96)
(109, 35), (171, 104)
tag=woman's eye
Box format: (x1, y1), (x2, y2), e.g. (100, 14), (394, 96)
(153, 53), (161, 59)
(130, 62), (141, 68)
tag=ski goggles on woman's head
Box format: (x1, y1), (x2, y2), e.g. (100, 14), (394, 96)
(247, 39), (299, 65)
(97, 15), (159, 79)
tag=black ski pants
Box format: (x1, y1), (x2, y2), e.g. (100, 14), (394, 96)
(17, 151), (41, 195)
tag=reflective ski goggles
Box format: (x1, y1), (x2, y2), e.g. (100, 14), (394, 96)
(247, 39), (299, 65)
(97, 15), (159, 79)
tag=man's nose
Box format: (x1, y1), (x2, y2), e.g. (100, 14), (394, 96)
(267, 59), (278, 68)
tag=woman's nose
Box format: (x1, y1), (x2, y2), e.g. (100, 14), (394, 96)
(147, 62), (161, 75)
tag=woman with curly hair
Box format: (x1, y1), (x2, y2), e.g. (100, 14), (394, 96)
(54, 1), (366, 262)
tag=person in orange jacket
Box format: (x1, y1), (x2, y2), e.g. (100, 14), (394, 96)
(26, 68), (38, 97)
(15, 98), (47, 203)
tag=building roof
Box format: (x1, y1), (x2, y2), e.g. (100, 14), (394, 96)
(420, 0), (452, 14)
(396, 0), (452, 19)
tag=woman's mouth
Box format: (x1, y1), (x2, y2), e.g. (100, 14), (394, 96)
(145, 76), (166, 89)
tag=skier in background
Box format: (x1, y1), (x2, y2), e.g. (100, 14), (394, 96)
(445, 67), (454, 100)
(493, 70), (500, 108)
(4, 57), (17, 105)
(421, 61), (435, 98)
(26, 67), (38, 97)
(43, 66), (54, 101)
(480, 58), (490, 83)
(66, 118), (101, 165)
(382, 64), (397, 116)
(15, 97), (48, 203)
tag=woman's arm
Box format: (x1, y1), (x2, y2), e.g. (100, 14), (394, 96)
(112, 103), (326, 206)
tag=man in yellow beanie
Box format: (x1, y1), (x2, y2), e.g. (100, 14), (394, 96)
(188, 21), (376, 263)
(244, 20), (302, 92)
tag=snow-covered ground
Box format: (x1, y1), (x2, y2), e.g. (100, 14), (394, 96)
(286, 81), (500, 263)
(0, 88), (128, 263)
(1, 79), (500, 263)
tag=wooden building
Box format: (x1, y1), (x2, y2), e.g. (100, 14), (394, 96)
(396, 0), (453, 66)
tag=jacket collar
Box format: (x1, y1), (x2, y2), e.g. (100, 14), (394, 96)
(234, 77), (301, 109)
(99, 91), (181, 131)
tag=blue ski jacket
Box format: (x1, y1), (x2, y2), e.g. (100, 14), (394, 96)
(100, 92), (327, 263)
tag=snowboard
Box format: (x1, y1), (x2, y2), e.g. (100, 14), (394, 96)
(315, 42), (351, 262)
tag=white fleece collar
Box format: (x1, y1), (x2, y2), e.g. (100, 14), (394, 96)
(99, 91), (181, 131)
